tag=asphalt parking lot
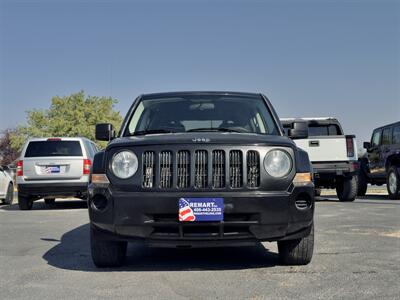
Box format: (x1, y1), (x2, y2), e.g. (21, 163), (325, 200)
(0, 188), (399, 300)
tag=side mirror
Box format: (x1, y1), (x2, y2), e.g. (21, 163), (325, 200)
(288, 121), (309, 139)
(363, 142), (371, 149)
(95, 123), (115, 141)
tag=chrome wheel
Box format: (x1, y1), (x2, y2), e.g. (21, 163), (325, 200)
(389, 172), (397, 194)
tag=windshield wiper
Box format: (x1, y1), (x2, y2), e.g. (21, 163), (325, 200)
(187, 127), (241, 133)
(132, 129), (174, 136)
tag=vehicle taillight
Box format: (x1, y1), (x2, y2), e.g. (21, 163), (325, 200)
(346, 136), (355, 157)
(17, 160), (23, 176)
(83, 159), (92, 175)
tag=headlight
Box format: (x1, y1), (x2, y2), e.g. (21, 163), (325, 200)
(264, 149), (292, 178)
(111, 150), (138, 179)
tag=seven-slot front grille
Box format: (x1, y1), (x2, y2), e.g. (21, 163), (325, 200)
(141, 149), (260, 189)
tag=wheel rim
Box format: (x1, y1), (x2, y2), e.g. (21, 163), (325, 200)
(389, 172), (397, 194)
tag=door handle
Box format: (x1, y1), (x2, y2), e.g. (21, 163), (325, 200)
(309, 140), (319, 147)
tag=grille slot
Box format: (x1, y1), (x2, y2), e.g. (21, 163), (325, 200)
(142, 151), (155, 188)
(195, 150), (208, 188)
(212, 150), (225, 188)
(159, 151), (172, 188)
(247, 151), (260, 188)
(177, 151), (190, 188)
(229, 150), (243, 188)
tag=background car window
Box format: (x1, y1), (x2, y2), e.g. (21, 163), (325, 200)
(91, 143), (99, 153)
(393, 126), (400, 145)
(308, 124), (341, 136)
(25, 141), (83, 157)
(371, 130), (382, 147)
(84, 140), (94, 158)
(381, 128), (392, 145)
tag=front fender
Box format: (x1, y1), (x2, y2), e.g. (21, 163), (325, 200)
(91, 151), (107, 176)
(295, 148), (313, 173)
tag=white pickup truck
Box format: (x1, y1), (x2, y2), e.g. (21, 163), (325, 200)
(281, 117), (359, 201)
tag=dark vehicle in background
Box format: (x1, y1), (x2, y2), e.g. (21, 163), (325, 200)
(281, 118), (358, 201)
(16, 137), (99, 210)
(358, 121), (400, 199)
(88, 91), (315, 267)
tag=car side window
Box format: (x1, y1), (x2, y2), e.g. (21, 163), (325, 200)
(91, 142), (99, 154)
(371, 130), (381, 147)
(382, 128), (392, 146)
(393, 126), (400, 145)
(84, 141), (94, 158)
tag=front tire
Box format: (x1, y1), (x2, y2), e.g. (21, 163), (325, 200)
(278, 224), (314, 265)
(387, 166), (400, 200)
(336, 176), (357, 202)
(90, 226), (127, 268)
(357, 171), (368, 196)
(3, 183), (14, 204)
(18, 195), (33, 210)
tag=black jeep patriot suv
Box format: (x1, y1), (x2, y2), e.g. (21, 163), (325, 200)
(88, 92), (315, 267)
(358, 121), (400, 199)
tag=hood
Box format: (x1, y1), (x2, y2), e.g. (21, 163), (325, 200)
(106, 132), (295, 150)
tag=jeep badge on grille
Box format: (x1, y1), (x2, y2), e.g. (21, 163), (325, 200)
(192, 138), (211, 142)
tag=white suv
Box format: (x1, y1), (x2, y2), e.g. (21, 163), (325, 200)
(16, 137), (99, 210)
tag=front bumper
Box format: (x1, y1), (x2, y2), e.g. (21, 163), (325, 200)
(88, 184), (314, 247)
(313, 161), (359, 177)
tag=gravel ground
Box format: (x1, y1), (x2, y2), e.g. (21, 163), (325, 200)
(0, 188), (399, 300)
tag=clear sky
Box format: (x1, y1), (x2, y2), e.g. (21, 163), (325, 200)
(0, 0), (399, 146)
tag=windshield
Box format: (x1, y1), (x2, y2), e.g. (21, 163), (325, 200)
(124, 95), (279, 136)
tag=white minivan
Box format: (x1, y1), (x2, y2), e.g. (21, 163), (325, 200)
(16, 137), (99, 210)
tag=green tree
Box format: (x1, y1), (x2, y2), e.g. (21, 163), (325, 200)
(10, 91), (123, 150)
(0, 128), (20, 165)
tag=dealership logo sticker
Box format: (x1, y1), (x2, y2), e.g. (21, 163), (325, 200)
(179, 198), (224, 222)
(179, 199), (196, 221)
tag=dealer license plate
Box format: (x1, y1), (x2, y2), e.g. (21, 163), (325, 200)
(45, 166), (60, 174)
